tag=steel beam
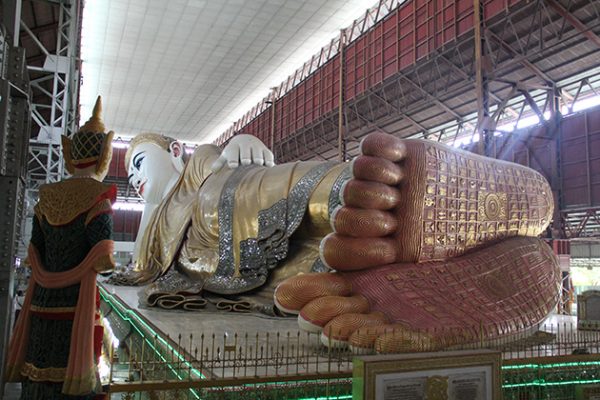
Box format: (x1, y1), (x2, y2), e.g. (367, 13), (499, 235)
(2, 0), (22, 47)
(519, 89), (545, 121)
(369, 88), (427, 133)
(546, 0), (600, 49)
(20, 19), (50, 56)
(489, 85), (518, 132)
(398, 74), (461, 120)
(438, 54), (519, 118)
(24, 0), (81, 191)
(350, 103), (392, 136)
(486, 31), (555, 85)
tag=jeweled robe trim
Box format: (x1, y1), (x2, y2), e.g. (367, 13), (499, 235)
(205, 162), (337, 294)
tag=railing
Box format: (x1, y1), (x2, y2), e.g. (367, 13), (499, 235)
(104, 322), (600, 378)
(502, 355), (600, 400)
(100, 284), (600, 399)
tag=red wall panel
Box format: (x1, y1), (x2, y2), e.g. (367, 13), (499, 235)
(488, 125), (556, 185)
(460, 106), (600, 212)
(456, 0), (474, 36)
(344, 0), (521, 102)
(382, 14), (398, 80)
(112, 209), (142, 242)
(272, 55), (341, 139)
(561, 108), (600, 209)
(235, 0), (526, 146)
(108, 147), (128, 178)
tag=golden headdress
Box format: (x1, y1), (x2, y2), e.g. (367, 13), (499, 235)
(62, 96), (114, 176)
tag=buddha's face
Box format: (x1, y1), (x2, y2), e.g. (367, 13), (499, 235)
(127, 141), (183, 203)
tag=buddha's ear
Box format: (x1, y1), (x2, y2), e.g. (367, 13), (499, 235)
(169, 141), (185, 173)
(61, 135), (75, 174)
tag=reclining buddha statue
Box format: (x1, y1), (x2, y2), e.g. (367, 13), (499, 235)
(114, 131), (560, 353)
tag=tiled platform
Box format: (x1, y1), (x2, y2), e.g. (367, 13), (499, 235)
(103, 281), (599, 362)
(101, 282), (302, 340)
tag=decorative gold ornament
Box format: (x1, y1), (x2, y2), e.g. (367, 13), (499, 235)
(426, 376), (449, 400)
(80, 96), (105, 133)
(478, 192), (507, 221)
(21, 362), (67, 383)
(35, 179), (115, 226)
(62, 96), (114, 177)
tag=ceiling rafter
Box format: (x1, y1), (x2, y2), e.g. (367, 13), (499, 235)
(546, 0), (600, 49)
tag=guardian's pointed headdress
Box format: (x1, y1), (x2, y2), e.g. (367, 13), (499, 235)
(62, 96), (114, 177)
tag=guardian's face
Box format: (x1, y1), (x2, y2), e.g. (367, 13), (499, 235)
(127, 142), (176, 203)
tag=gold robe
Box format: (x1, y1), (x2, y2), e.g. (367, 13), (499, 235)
(135, 145), (349, 313)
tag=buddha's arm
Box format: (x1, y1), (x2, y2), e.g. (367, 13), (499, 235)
(294, 163), (351, 239)
(132, 202), (158, 263)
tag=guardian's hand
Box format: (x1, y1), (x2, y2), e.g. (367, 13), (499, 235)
(211, 134), (275, 173)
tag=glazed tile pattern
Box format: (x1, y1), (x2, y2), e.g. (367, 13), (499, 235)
(396, 140), (553, 263)
(346, 237), (560, 342)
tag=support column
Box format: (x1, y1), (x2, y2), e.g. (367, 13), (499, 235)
(337, 29), (346, 162)
(0, 0), (30, 389)
(474, 0), (491, 156)
(1, 0), (21, 47)
(23, 0), (82, 259)
(269, 87), (277, 156)
(550, 86), (565, 239)
(553, 240), (572, 315)
(26, 0), (81, 185)
(0, 1), (82, 390)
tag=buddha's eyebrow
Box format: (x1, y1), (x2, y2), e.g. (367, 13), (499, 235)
(132, 151), (145, 166)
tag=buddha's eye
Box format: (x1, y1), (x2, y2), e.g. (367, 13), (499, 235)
(131, 151), (146, 171)
(134, 156), (144, 170)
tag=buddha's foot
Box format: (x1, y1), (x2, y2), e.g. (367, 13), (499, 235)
(275, 237), (560, 353)
(320, 133), (554, 270)
(321, 133), (405, 270)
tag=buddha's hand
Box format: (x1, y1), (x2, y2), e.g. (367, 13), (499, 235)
(211, 134), (275, 173)
(104, 261), (148, 286)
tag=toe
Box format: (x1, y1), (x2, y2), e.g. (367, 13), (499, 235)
(374, 328), (438, 353)
(298, 295), (370, 333)
(352, 156), (404, 185)
(331, 207), (397, 237)
(359, 133), (406, 162)
(348, 323), (438, 354)
(320, 234), (397, 270)
(274, 273), (352, 314)
(321, 312), (388, 347)
(348, 324), (401, 353)
(341, 180), (401, 210)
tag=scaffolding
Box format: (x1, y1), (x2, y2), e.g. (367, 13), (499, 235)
(0, 0), (82, 390)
